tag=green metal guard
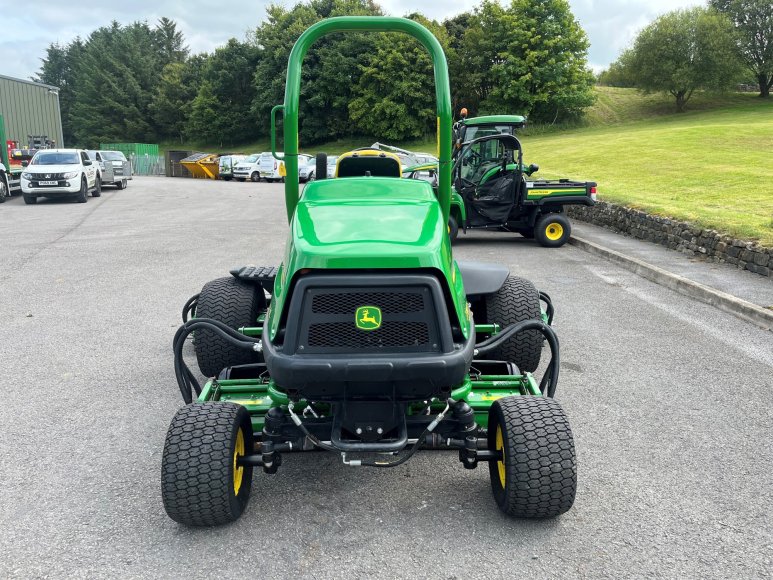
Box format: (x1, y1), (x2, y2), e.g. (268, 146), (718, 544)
(277, 16), (453, 224)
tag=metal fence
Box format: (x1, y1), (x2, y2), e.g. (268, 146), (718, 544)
(129, 154), (165, 176)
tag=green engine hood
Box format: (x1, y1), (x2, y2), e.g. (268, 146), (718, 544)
(267, 177), (470, 340)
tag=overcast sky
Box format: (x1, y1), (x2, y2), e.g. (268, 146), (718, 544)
(2, 0), (705, 81)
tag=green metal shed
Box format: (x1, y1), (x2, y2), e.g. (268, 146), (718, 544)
(0, 74), (64, 147)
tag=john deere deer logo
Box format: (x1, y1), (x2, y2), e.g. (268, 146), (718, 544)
(355, 306), (382, 331)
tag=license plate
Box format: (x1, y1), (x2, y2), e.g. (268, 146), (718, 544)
(39, 181), (57, 186)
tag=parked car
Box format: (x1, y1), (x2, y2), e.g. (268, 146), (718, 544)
(298, 154), (315, 182)
(258, 152), (286, 182)
(326, 155), (339, 178)
(233, 154), (261, 182)
(21, 149), (102, 204)
(219, 154), (246, 181)
(86, 150), (128, 189)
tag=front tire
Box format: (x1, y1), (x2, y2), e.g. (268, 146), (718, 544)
(162, 402), (254, 526)
(194, 277), (264, 377)
(488, 396), (576, 518)
(535, 213), (571, 248)
(250, 172), (260, 183)
(23, 193), (37, 205)
(75, 177), (88, 203)
(482, 275), (543, 372)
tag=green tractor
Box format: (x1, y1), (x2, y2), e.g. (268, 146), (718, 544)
(161, 17), (576, 526)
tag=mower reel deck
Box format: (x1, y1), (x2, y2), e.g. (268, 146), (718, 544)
(161, 16), (577, 527)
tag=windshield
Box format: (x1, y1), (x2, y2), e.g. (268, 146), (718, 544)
(243, 154), (259, 163)
(464, 124), (515, 143)
(101, 151), (126, 161)
(31, 152), (79, 165)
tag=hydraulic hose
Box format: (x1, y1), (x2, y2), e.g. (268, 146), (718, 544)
(172, 317), (261, 404)
(181, 293), (200, 323)
(474, 319), (560, 398)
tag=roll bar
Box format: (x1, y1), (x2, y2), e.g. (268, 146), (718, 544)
(273, 17), (453, 223)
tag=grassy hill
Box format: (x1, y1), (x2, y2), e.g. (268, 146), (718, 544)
(165, 87), (773, 245)
(523, 88), (773, 245)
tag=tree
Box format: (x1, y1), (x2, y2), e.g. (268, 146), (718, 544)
(627, 8), (742, 111)
(150, 55), (205, 142)
(348, 15), (451, 141)
(597, 49), (636, 87)
(35, 40), (84, 145)
(251, 0), (382, 144)
(710, 0), (773, 97)
(186, 39), (260, 145)
(153, 17), (189, 66)
(459, 0), (595, 124)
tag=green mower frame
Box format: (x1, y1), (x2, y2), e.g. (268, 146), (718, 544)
(162, 16), (576, 527)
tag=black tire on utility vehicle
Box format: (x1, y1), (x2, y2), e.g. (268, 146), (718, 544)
(194, 276), (264, 377)
(482, 275), (542, 372)
(92, 176), (101, 197)
(535, 213), (571, 248)
(448, 214), (459, 243)
(488, 396), (576, 518)
(162, 402), (254, 526)
(23, 193), (37, 204)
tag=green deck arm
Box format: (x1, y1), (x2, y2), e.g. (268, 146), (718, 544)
(279, 16), (453, 224)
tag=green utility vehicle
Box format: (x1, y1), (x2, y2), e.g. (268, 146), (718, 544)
(406, 115), (597, 246)
(161, 17), (576, 527)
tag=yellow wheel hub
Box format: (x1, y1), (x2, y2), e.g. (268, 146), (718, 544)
(495, 424), (506, 488)
(545, 222), (564, 241)
(233, 428), (245, 496)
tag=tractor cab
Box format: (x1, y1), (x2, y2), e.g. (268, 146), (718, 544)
(454, 114), (527, 158)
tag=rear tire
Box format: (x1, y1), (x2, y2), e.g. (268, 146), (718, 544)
(194, 277), (264, 377)
(482, 275), (542, 372)
(535, 213), (571, 248)
(23, 193), (37, 205)
(116, 180), (124, 190)
(162, 402), (254, 526)
(488, 396), (576, 518)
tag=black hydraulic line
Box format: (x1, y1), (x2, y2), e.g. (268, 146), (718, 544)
(182, 293), (200, 323)
(474, 319), (560, 398)
(172, 317), (262, 404)
(538, 291), (554, 325)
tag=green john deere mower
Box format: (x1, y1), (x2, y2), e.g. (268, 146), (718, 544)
(162, 17), (576, 526)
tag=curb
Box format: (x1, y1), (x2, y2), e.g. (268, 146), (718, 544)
(568, 236), (773, 332)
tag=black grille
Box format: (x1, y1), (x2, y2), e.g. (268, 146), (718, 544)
(31, 173), (65, 181)
(287, 281), (443, 355)
(308, 321), (430, 349)
(312, 292), (424, 314)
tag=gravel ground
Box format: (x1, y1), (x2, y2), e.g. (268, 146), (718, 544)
(0, 176), (771, 579)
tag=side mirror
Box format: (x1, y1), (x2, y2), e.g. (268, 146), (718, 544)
(83, 159), (92, 166)
(528, 163), (539, 174)
(21, 160), (29, 167)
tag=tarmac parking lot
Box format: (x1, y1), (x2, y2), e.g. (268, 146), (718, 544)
(0, 176), (771, 578)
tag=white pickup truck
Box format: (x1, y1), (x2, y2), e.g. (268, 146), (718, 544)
(20, 149), (102, 204)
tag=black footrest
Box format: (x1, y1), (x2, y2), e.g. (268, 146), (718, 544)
(230, 265), (279, 285)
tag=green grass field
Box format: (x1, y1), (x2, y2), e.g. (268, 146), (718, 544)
(524, 88), (773, 245)
(166, 87), (773, 245)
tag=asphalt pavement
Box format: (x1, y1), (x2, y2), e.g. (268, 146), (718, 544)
(0, 177), (771, 579)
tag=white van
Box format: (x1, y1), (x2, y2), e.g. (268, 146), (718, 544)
(219, 155), (246, 181)
(233, 154), (261, 182)
(258, 152), (286, 182)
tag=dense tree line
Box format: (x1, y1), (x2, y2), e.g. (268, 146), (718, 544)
(36, 0), (595, 148)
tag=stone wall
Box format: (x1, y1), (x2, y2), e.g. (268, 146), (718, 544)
(568, 201), (773, 279)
